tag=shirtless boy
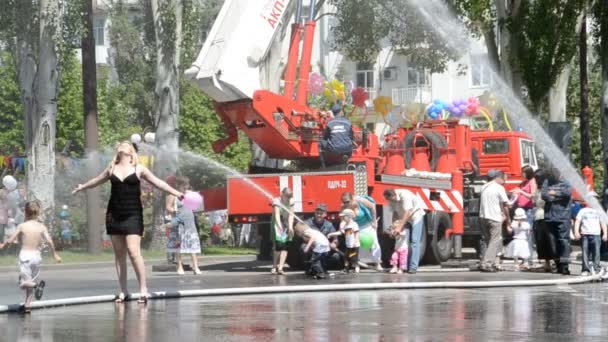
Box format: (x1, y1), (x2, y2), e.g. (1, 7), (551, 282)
(0, 201), (61, 313)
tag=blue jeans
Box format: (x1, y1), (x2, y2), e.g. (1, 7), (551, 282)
(409, 218), (424, 271)
(525, 208), (536, 265)
(581, 235), (601, 273)
(309, 252), (328, 275)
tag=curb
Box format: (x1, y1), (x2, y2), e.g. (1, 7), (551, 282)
(0, 255), (257, 272)
(0, 274), (600, 314)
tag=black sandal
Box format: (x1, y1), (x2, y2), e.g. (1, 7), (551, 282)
(137, 294), (150, 304)
(115, 292), (129, 303)
(34, 280), (46, 300)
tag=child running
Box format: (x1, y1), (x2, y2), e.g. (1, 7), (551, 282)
(573, 192), (608, 276)
(329, 209), (360, 273)
(389, 220), (409, 274)
(0, 201), (61, 313)
(294, 222), (331, 279)
(505, 208), (531, 271)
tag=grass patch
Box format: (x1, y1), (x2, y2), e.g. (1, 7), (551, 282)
(0, 246), (256, 266)
(203, 246), (257, 255)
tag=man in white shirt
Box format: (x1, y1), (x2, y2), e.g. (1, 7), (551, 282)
(383, 188), (426, 274)
(478, 170), (510, 272)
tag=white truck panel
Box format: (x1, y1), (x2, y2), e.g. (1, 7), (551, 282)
(186, 0), (293, 103)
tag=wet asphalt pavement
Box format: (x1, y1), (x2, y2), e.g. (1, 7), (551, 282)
(1, 256), (607, 341)
(3, 284), (608, 341)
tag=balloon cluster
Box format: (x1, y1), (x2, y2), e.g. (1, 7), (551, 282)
(351, 87), (369, 107)
(448, 99), (467, 117)
(2, 175), (17, 191)
(427, 99), (449, 119)
(308, 72), (325, 96)
(427, 97), (483, 119)
(373, 96), (393, 116)
(323, 79), (346, 103)
(465, 97), (480, 116)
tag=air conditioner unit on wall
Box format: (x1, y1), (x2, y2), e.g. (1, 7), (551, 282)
(383, 68), (397, 80)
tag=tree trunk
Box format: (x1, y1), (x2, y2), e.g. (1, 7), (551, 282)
(495, 0), (523, 94)
(23, 0), (61, 225)
(599, 1), (608, 191)
(548, 64), (572, 122)
(579, 15), (591, 168)
(495, 0), (513, 87)
(549, 9), (587, 124)
(83, 0), (102, 254)
(149, 0), (183, 249)
(482, 27), (500, 71)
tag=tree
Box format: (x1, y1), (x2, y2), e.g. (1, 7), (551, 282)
(595, 0), (608, 191)
(147, 0), (183, 249)
(0, 0), (60, 220)
(82, 0), (102, 254)
(580, 14), (591, 168)
(0, 53), (24, 152)
(0, 0), (83, 222)
(567, 50), (603, 192)
(330, 0), (458, 72)
(512, 0), (585, 118)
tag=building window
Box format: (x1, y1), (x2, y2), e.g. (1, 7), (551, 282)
(356, 62), (374, 89)
(407, 66), (429, 86)
(470, 55), (491, 87)
(94, 19), (105, 46)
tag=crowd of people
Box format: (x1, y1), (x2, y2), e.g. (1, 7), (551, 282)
(3, 138), (608, 313)
(479, 166), (607, 276)
(270, 186), (427, 279)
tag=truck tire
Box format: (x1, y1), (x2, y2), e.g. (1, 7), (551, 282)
(423, 212), (453, 264)
(256, 222), (273, 261)
(402, 131), (448, 171)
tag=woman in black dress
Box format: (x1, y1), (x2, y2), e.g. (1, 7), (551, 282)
(73, 142), (183, 303)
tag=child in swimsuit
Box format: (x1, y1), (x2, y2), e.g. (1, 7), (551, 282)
(0, 201), (61, 313)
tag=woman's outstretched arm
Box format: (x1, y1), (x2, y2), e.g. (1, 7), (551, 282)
(139, 165), (184, 198)
(72, 168), (110, 194)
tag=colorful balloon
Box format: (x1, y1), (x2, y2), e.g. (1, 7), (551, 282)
(308, 72), (325, 96)
(2, 175), (16, 191)
(465, 97), (480, 116)
(373, 96), (393, 116)
(323, 79), (346, 103)
(351, 87), (369, 107)
(183, 191), (203, 211)
(359, 230), (375, 249)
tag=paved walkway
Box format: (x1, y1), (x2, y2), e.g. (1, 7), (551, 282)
(0, 255), (587, 307)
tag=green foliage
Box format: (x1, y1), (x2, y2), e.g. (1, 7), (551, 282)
(567, 57), (604, 192)
(329, 0), (457, 72)
(57, 51), (84, 154)
(108, 1), (156, 128)
(178, 81), (251, 189)
(448, 0), (495, 33)
(0, 52), (24, 153)
(181, 0), (222, 68)
(514, 0), (585, 108)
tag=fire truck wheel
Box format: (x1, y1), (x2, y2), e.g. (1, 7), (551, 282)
(424, 212), (453, 264)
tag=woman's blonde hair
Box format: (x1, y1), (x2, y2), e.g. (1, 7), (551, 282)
(109, 141), (139, 173)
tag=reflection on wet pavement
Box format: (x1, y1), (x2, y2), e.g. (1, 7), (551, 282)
(3, 284), (608, 341)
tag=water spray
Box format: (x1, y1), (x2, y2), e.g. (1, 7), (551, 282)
(403, 0), (607, 220)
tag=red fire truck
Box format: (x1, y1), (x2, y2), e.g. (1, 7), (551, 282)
(186, 0), (554, 265)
